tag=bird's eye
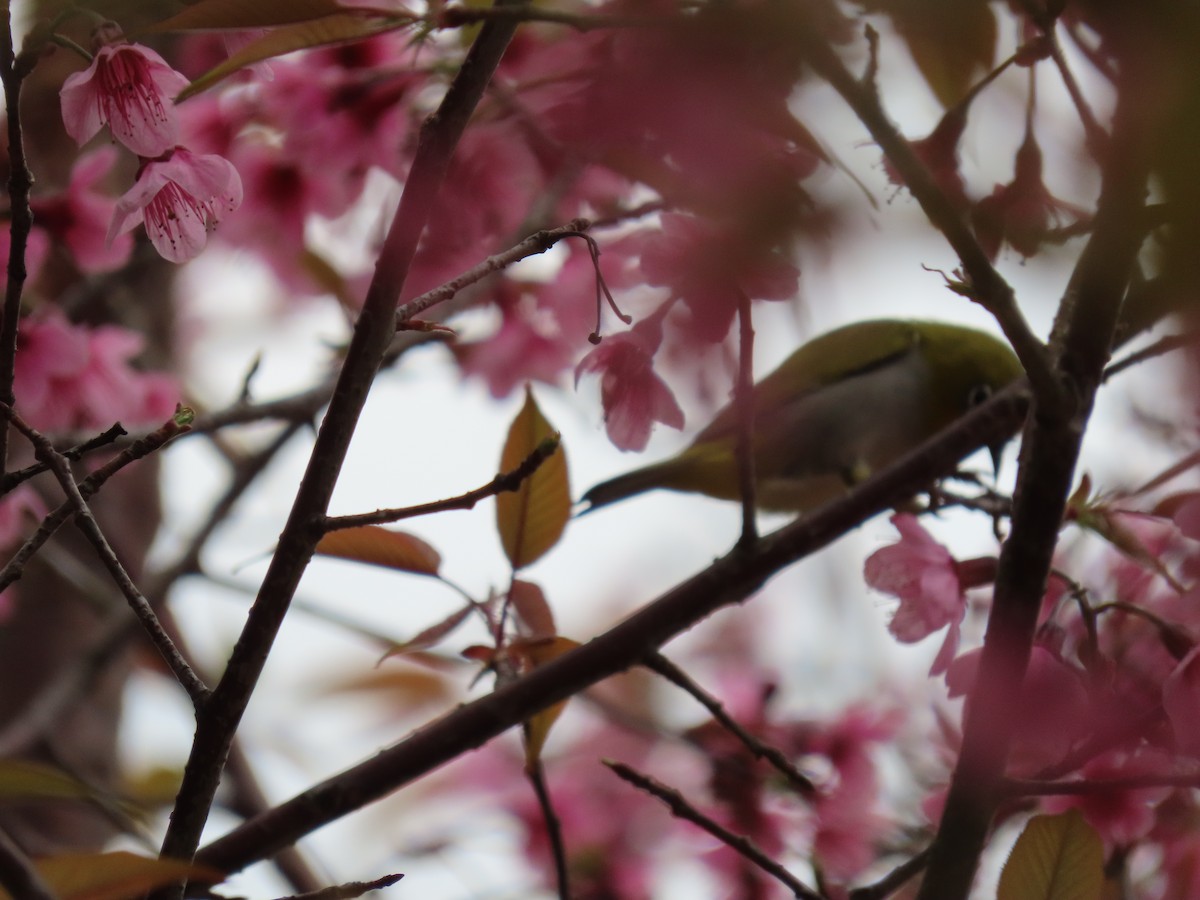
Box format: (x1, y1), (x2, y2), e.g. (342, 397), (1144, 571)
(967, 383), (993, 407)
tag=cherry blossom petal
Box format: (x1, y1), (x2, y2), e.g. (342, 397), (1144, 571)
(60, 43), (189, 157)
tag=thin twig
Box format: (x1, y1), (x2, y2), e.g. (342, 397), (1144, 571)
(604, 760), (820, 899)
(438, 4), (668, 32)
(4, 405), (209, 707)
(0, 423), (127, 494)
(1104, 331), (1200, 381)
(0, 605), (134, 755)
(0, 414), (188, 594)
(193, 381), (1030, 877)
(395, 219), (590, 326)
(644, 653), (815, 797)
(0, 11), (35, 479)
(156, 1), (533, 883)
(849, 847), (930, 900)
(796, 16), (1059, 413)
(0, 825), (56, 900)
(526, 760), (569, 899)
(323, 436), (560, 531)
(734, 290), (758, 546)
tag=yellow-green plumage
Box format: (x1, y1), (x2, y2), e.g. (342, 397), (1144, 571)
(580, 319), (1023, 513)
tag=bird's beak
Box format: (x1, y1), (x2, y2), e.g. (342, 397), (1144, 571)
(988, 441), (1005, 479)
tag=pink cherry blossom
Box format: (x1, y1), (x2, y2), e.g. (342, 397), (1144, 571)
(1164, 643), (1200, 757)
(865, 514), (967, 672)
(1043, 750), (1173, 847)
(575, 315), (684, 452)
(946, 645), (1090, 772)
(972, 132), (1087, 260)
(13, 312), (178, 433)
(108, 147), (242, 263)
(60, 42), (190, 158)
(0, 486), (46, 551)
(29, 147), (132, 272)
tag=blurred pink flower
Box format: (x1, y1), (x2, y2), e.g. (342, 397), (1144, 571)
(865, 514), (967, 673)
(575, 316), (684, 452)
(972, 132), (1086, 260)
(13, 312), (178, 432)
(60, 42), (189, 158)
(1165, 644), (1200, 757)
(1043, 750), (1172, 847)
(108, 147), (242, 263)
(640, 213), (798, 343)
(0, 486), (46, 550)
(946, 645), (1090, 772)
(804, 706), (898, 881)
(30, 147), (132, 272)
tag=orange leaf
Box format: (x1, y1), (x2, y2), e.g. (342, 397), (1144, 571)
(315, 525), (441, 576)
(496, 387), (570, 570)
(517, 636), (581, 769)
(379, 602), (476, 660)
(0, 852), (223, 900)
(509, 580), (556, 638)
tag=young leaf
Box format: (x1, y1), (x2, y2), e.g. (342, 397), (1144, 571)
(0, 760), (96, 802)
(315, 525), (441, 577)
(509, 579), (556, 638)
(870, 0), (997, 107)
(496, 387), (570, 570)
(997, 810), (1104, 900)
(378, 602), (476, 660)
(176, 13), (415, 100)
(518, 636), (582, 769)
(0, 851), (222, 900)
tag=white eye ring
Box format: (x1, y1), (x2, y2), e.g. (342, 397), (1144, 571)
(967, 383), (993, 408)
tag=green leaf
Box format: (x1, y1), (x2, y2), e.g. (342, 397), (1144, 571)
(176, 13), (415, 101)
(0, 852), (222, 900)
(997, 810), (1104, 900)
(315, 525), (441, 577)
(496, 387), (570, 569)
(0, 760), (96, 802)
(871, 0), (997, 107)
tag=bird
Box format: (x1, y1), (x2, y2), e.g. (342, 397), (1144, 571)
(579, 319), (1024, 514)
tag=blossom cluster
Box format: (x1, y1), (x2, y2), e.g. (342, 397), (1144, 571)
(59, 29), (242, 264)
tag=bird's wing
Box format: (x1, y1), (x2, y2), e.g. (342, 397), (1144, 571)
(691, 320), (921, 446)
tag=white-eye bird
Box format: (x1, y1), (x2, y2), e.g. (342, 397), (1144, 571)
(580, 319), (1024, 513)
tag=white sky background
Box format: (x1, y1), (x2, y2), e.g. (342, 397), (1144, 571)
(115, 23), (1189, 898)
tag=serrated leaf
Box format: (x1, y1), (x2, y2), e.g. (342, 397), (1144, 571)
(315, 525), (441, 576)
(0, 852), (222, 900)
(518, 636), (581, 768)
(176, 13), (415, 101)
(137, 0), (349, 34)
(0, 760), (95, 802)
(496, 387), (570, 569)
(379, 602), (475, 660)
(997, 810), (1104, 900)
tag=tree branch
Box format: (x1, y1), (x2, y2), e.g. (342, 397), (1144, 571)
(155, 0), (532, 882)
(194, 383), (1028, 874)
